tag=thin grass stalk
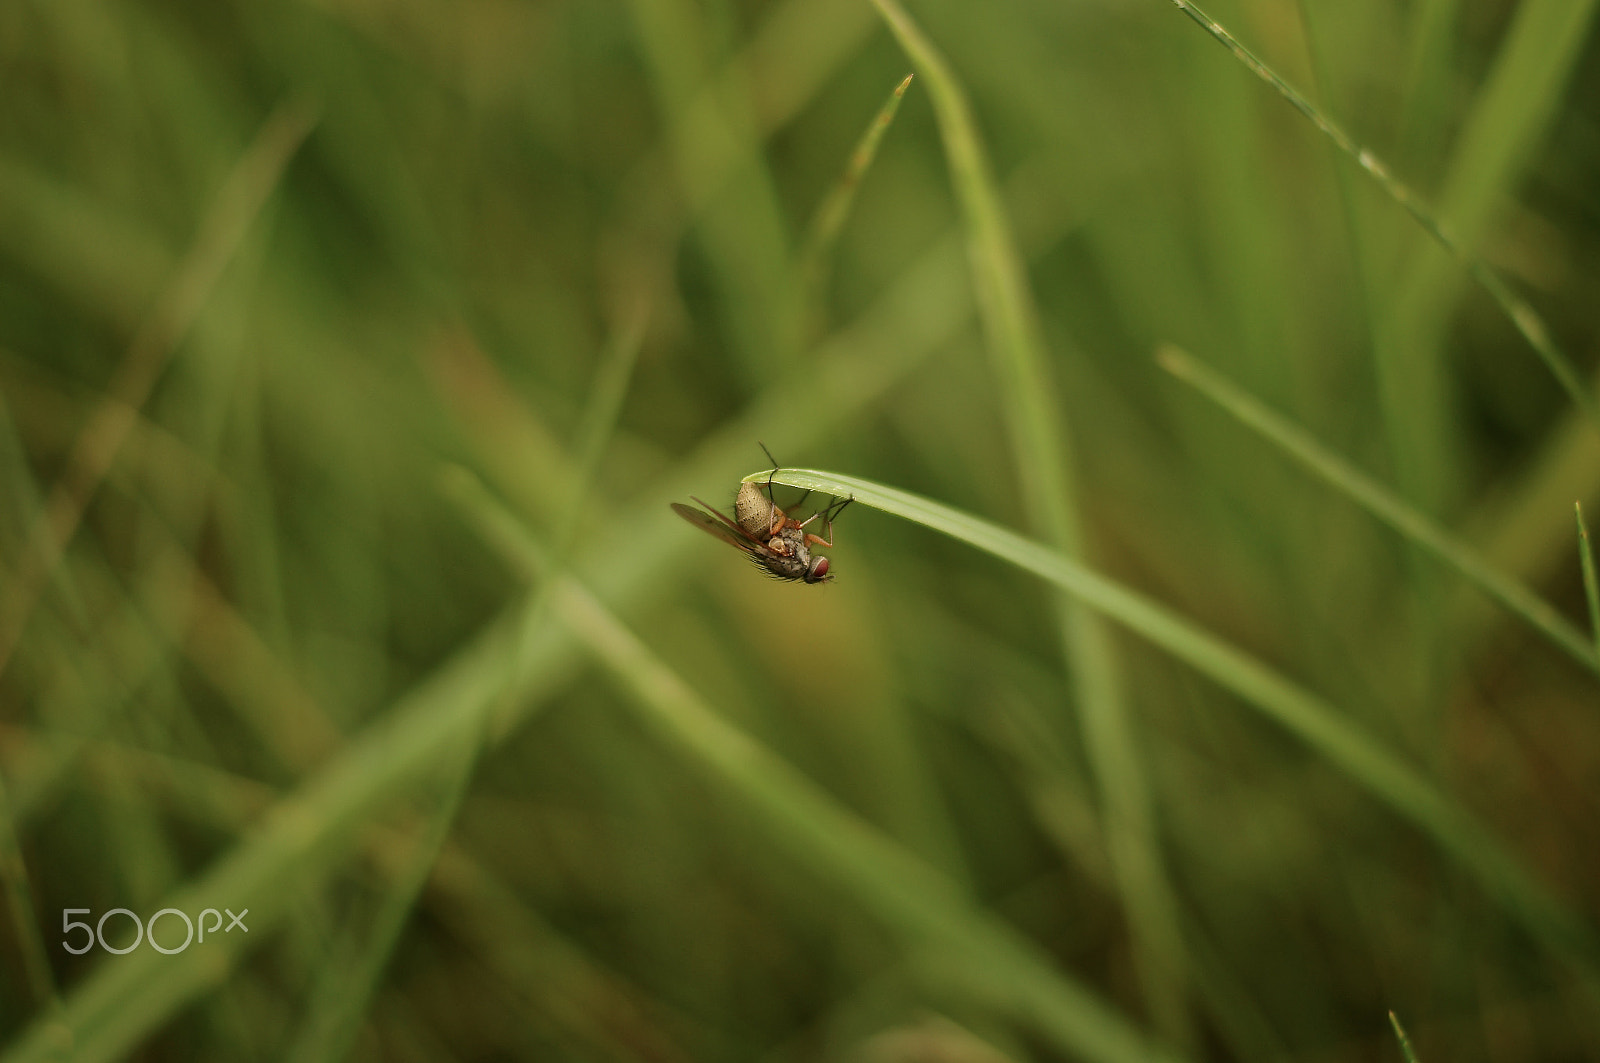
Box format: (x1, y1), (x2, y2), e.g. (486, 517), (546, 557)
(1577, 502), (1600, 661)
(557, 307), (649, 554)
(1388, 1010), (1423, 1063)
(0, 769), (56, 1014)
(1395, 0), (1460, 161)
(1290, 0), (1452, 727)
(867, 0), (1192, 1044)
(794, 73), (914, 342)
(282, 739), (479, 1063)
(1162, 0), (1600, 442)
(1158, 346), (1600, 675)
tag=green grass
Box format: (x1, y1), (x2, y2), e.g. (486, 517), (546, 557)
(1576, 502), (1600, 659)
(3, 0), (1600, 1060)
(870, 0), (1188, 1047)
(742, 463), (1591, 961)
(1159, 345), (1599, 673)
(1389, 1010), (1423, 1063)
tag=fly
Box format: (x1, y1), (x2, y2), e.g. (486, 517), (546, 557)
(671, 445), (853, 584)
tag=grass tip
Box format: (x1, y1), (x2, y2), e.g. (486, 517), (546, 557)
(1154, 344), (1194, 377)
(1387, 1010), (1421, 1062)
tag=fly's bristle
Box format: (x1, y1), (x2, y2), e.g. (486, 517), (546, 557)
(750, 555), (803, 582)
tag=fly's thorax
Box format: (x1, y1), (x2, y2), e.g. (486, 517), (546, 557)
(735, 481), (781, 541)
(757, 525), (814, 581)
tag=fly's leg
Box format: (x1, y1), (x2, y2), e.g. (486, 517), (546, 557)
(799, 495), (853, 549)
(794, 512), (831, 549)
(758, 442), (781, 505)
(757, 442), (813, 523)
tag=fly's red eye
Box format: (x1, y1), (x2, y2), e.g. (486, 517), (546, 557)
(810, 557), (829, 581)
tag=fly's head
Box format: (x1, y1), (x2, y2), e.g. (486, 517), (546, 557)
(757, 525), (832, 583)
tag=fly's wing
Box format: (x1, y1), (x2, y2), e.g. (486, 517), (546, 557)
(672, 500), (764, 557)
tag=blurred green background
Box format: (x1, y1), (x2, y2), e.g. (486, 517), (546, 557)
(3, 0), (1600, 1059)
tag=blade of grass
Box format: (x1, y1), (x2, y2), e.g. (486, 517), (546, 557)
(1388, 1010), (1422, 1063)
(0, 396), (57, 1016)
(868, 0), (1192, 1044)
(794, 72), (914, 342)
(1395, 0), (1458, 166)
(747, 465), (1596, 965)
(557, 304), (648, 554)
(1578, 503), (1600, 661)
(1288, 0), (1457, 720)
(1162, 0), (1600, 442)
(1157, 345), (1600, 676)
(866, 0), (1069, 543)
(0, 769), (57, 1015)
(1459, 387), (1600, 666)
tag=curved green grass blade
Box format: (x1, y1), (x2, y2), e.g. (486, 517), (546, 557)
(747, 466), (1596, 966)
(1158, 346), (1600, 675)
